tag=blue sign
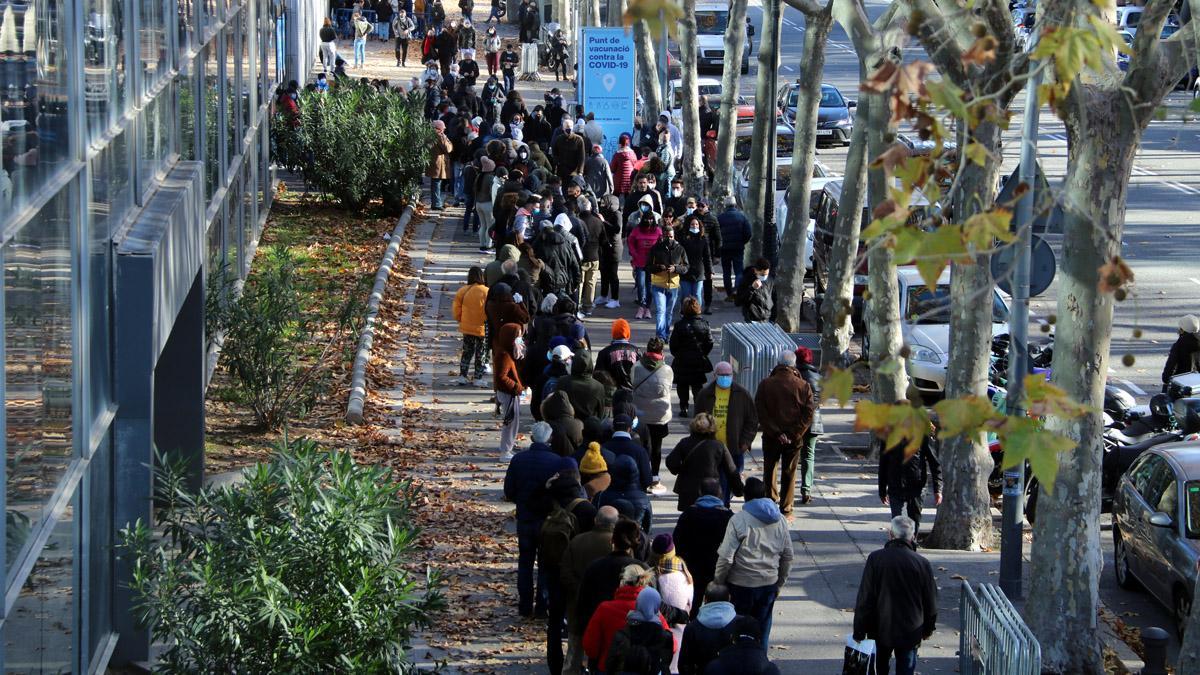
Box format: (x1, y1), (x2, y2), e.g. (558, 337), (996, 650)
(578, 27), (636, 161)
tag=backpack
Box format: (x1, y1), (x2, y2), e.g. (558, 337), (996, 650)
(538, 497), (585, 568)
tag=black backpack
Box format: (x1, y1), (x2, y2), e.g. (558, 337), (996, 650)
(538, 498), (585, 568)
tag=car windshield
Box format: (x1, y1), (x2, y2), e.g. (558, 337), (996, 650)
(905, 285), (1010, 324)
(695, 10), (729, 34)
(820, 86), (845, 107)
(1124, 11), (1140, 27)
(1187, 481), (1200, 538)
(735, 132), (795, 161)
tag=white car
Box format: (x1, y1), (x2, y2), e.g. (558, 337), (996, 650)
(735, 158), (833, 211)
(882, 267), (1011, 394)
(776, 173), (840, 273)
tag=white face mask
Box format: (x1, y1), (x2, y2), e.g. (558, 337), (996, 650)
(672, 188), (682, 197)
(689, 226), (700, 234)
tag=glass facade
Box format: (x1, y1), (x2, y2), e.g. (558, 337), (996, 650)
(0, 0), (291, 670)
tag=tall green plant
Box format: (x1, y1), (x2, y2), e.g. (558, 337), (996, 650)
(120, 439), (444, 674)
(271, 85), (434, 212)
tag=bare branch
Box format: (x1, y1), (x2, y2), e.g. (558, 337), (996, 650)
(1124, 0), (1175, 114)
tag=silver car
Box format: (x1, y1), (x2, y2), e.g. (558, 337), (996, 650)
(1112, 443), (1200, 636)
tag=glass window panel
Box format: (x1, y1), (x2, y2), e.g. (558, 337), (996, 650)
(84, 0), (127, 138)
(258, 123), (269, 235)
(138, 84), (174, 193)
(207, 201), (223, 273)
(85, 435), (113, 663)
(87, 132), (128, 424)
(139, 0), (167, 96)
(178, 0), (194, 53)
(242, 161), (254, 276)
(4, 189), (74, 576)
(242, 7), (253, 133)
(225, 24), (239, 169)
(0, 1), (72, 222)
(226, 173), (240, 276)
(4, 508), (75, 673)
(179, 70), (196, 161)
(203, 44), (219, 199)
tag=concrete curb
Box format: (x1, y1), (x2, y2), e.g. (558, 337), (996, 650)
(346, 206), (416, 424)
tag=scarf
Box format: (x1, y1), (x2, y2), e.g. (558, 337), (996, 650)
(654, 550), (687, 576)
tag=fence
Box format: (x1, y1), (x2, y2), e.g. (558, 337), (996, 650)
(720, 323), (799, 397)
(959, 581), (1041, 675)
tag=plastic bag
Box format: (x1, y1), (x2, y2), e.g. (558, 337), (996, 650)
(842, 635), (875, 675)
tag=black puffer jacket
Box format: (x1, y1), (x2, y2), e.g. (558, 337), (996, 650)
(542, 390), (585, 457)
(798, 363), (824, 434)
(535, 227), (581, 296)
(852, 538), (938, 650)
(677, 230), (713, 282)
(669, 315), (714, 385)
(736, 266), (774, 323)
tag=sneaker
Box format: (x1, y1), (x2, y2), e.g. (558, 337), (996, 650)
(648, 481), (667, 495)
(606, 299), (621, 309)
(484, 363), (493, 374)
(594, 295), (609, 305)
(473, 378), (491, 388)
(500, 450), (515, 462)
(577, 311), (590, 319)
(450, 375), (468, 385)
(478, 247), (492, 254)
(679, 406), (689, 418)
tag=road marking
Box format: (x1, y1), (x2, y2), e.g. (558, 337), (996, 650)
(782, 18), (800, 28)
(1107, 370), (1148, 397)
(1043, 133), (1200, 197)
(1189, 277), (1200, 286)
(782, 65), (795, 72)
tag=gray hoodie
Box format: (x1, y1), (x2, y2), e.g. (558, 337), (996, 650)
(714, 498), (793, 589)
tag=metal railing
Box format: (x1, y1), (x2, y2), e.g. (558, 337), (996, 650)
(959, 581), (1041, 675)
(720, 322), (798, 397)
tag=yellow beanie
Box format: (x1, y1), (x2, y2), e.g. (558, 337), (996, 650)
(580, 442), (607, 474)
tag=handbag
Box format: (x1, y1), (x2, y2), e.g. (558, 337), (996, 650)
(842, 635), (875, 675)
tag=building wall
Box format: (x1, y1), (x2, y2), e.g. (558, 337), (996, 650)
(0, 0), (323, 671)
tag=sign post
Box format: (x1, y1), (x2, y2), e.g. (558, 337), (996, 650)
(578, 27), (636, 160)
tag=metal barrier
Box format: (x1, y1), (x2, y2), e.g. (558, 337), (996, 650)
(720, 323), (798, 397)
(959, 581), (1041, 675)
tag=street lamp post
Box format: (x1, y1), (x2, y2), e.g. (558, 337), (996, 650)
(999, 32), (1042, 602)
(763, 0), (781, 266)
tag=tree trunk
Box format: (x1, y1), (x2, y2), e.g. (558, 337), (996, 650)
(744, 0), (781, 266)
(818, 92), (868, 369)
(634, 20), (662, 124)
(607, 0), (626, 27)
(589, 0), (600, 27)
(679, 0), (705, 198)
(775, 8), (833, 332)
(863, 87), (907, 402)
(1027, 94), (1136, 675)
(925, 120), (1003, 551)
(709, 0), (748, 205)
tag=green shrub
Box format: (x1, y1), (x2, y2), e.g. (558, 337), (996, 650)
(120, 438), (443, 674)
(206, 248), (348, 430)
(271, 85), (435, 212)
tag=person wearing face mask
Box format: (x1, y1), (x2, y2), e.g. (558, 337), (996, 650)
(459, 56), (480, 87)
(583, 144), (614, 199)
(500, 90), (529, 127)
(695, 361), (759, 503)
(392, 10), (416, 66)
(457, 17), (476, 61)
(647, 225), (689, 341)
(665, 178), (688, 220)
(484, 26), (502, 74)
(626, 195), (663, 320)
(493, 323), (528, 462)
(525, 105), (553, 150)
(480, 76), (505, 124)
(623, 173), (663, 222)
(694, 200), (722, 313)
(676, 215), (712, 314)
(736, 257), (776, 323)
(655, 128), (676, 188)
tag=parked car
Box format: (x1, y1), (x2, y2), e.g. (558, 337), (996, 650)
(775, 171), (841, 274)
(735, 158), (832, 210)
(776, 82), (854, 146)
(1112, 443), (1200, 636)
(733, 122), (795, 163)
(668, 77), (753, 123)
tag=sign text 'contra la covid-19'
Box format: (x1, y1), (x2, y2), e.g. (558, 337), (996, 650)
(578, 27), (636, 160)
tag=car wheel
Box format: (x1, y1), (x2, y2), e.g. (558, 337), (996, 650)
(1176, 586), (1193, 639)
(1113, 528), (1140, 590)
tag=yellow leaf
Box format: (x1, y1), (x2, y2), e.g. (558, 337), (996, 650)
(964, 141), (989, 167)
(623, 0), (685, 39)
(855, 400), (893, 433)
(822, 367), (854, 407)
(915, 225), (968, 291)
(933, 395), (1002, 439)
(962, 35), (998, 67)
(962, 209), (1014, 250)
(926, 80), (970, 124)
(855, 401), (931, 458)
(1024, 375), (1091, 419)
(996, 416), (1071, 494)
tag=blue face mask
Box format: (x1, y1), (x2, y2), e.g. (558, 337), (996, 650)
(632, 417), (640, 429)
(716, 374), (734, 388)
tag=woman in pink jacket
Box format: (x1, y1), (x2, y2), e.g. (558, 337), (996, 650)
(627, 194), (663, 319)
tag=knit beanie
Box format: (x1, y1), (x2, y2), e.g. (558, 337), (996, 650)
(611, 318), (631, 340)
(580, 442), (608, 474)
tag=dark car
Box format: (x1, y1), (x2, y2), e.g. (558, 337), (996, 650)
(1112, 443), (1200, 636)
(776, 82), (854, 146)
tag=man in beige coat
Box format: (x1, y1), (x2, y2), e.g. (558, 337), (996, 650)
(427, 119), (453, 209)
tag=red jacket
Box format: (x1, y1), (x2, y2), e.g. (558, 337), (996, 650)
(610, 146), (638, 195)
(583, 585), (673, 671)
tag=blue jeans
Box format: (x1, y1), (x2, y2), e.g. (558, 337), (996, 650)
(503, 71), (515, 93)
(721, 449), (746, 505)
(729, 583), (779, 650)
(487, 5), (502, 20)
(517, 519), (548, 615)
(453, 161), (465, 201)
(375, 21), (390, 39)
(679, 278), (702, 310)
(652, 285), (679, 340)
(721, 252), (744, 294)
(633, 267), (650, 308)
(876, 644), (918, 675)
(430, 178), (446, 208)
(353, 37), (366, 66)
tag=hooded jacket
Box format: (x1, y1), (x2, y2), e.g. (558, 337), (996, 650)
(583, 153), (614, 197)
(485, 244), (521, 286)
(677, 228), (714, 282)
(798, 363), (824, 435)
(666, 436), (742, 511)
(556, 350), (607, 421)
(534, 218), (582, 295)
(627, 201), (663, 268)
(669, 316), (714, 385)
(541, 391), (585, 457)
(606, 588), (677, 675)
(631, 357), (675, 426)
(714, 498), (794, 589)
(754, 365), (815, 442)
(485, 283), (531, 350)
(597, 454), (651, 526)
(702, 637), (781, 675)
(648, 236), (689, 290)
(852, 538), (938, 650)
(492, 322), (525, 396)
(582, 585), (671, 672)
(610, 145), (639, 195)
(502, 441), (561, 522)
(452, 282), (489, 337)
(678, 601), (738, 675)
